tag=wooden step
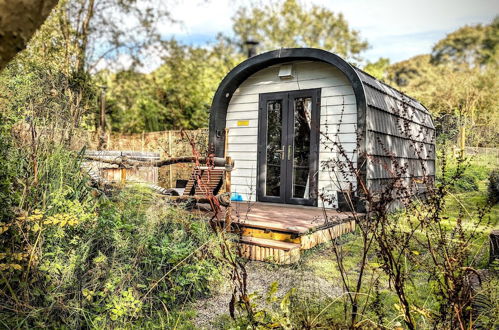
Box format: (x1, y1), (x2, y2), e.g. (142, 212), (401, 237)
(238, 236), (301, 264)
(240, 236), (300, 251)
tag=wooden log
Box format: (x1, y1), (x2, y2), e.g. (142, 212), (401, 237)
(84, 155), (231, 168)
(167, 193), (231, 207)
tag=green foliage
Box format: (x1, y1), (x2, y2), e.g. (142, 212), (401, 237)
(386, 17), (499, 147)
(488, 169), (499, 204)
(0, 117), (18, 221)
(438, 155), (491, 193)
(473, 274), (499, 329)
(231, 0), (369, 62)
(431, 16), (498, 67)
(363, 57), (390, 80)
(1, 183), (226, 328)
(216, 282), (297, 329)
(100, 39), (244, 132)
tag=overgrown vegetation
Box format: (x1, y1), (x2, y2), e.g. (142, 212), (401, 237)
(0, 126), (228, 327)
(0, 0), (498, 328)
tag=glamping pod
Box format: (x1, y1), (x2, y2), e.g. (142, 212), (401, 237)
(209, 48), (435, 211)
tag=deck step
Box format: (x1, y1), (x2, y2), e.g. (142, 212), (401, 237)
(240, 236), (300, 251)
(238, 236), (301, 264)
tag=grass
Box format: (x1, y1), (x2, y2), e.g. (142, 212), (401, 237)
(207, 154), (499, 329)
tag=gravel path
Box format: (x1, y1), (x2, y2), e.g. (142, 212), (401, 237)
(192, 248), (343, 329)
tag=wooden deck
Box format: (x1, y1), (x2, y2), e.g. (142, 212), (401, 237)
(207, 202), (359, 264)
(230, 202), (355, 234)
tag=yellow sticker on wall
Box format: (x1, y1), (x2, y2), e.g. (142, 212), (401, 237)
(237, 120), (250, 126)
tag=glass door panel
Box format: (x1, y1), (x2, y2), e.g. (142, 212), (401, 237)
(257, 89), (319, 206)
(265, 100), (283, 197)
(291, 97), (312, 199)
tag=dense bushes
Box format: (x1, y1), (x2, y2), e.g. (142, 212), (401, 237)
(0, 143), (227, 328)
(488, 169), (499, 204)
(440, 156), (491, 193)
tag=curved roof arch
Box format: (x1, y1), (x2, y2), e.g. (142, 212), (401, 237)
(208, 48), (368, 157)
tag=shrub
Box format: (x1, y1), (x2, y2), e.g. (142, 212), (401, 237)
(1, 178), (227, 328)
(488, 169), (499, 204)
(440, 159), (488, 193)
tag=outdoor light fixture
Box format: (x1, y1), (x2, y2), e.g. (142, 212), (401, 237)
(278, 64), (294, 79)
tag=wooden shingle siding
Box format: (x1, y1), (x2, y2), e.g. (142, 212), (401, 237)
(354, 67), (436, 196)
(367, 132), (435, 160)
(226, 60), (358, 207)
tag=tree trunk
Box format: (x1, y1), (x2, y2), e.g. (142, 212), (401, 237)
(0, 0), (59, 70)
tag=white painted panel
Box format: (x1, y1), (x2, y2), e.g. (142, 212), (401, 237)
(237, 80), (300, 95)
(295, 62), (350, 82)
(319, 123), (357, 134)
(321, 148), (357, 162)
(319, 197), (338, 209)
(228, 143), (258, 152)
(321, 95), (356, 105)
(320, 181), (356, 191)
(232, 167), (257, 178)
(232, 176), (257, 186)
(228, 94), (259, 105)
(233, 160), (257, 169)
(226, 102), (259, 112)
(228, 151), (258, 160)
(322, 86), (354, 97)
(320, 141), (358, 152)
(321, 104), (357, 116)
(320, 113), (357, 124)
(226, 110), (258, 121)
(227, 135), (257, 144)
(227, 127), (258, 136)
(319, 170), (356, 182)
(298, 78), (350, 90)
(320, 133), (358, 144)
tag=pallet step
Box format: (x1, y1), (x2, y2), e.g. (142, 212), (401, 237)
(238, 237), (301, 264)
(240, 236), (300, 251)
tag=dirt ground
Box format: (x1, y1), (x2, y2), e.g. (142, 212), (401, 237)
(192, 245), (344, 328)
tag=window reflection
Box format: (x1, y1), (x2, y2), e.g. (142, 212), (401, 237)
(265, 100), (282, 197)
(292, 97), (312, 199)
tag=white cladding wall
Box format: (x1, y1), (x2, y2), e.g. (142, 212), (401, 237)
(226, 60), (357, 208)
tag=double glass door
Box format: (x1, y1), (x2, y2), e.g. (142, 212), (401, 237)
(257, 89), (320, 206)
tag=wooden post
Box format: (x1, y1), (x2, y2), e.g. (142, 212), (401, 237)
(224, 128), (229, 158)
(98, 86), (107, 150)
(168, 130), (173, 188)
(224, 156), (232, 230)
(120, 167), (127, 185)
(141, 131), (145, 151)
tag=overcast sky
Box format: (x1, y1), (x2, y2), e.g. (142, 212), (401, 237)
(164, 0), (498, 64)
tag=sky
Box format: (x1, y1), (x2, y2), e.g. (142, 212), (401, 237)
(162, 0), (498, 64)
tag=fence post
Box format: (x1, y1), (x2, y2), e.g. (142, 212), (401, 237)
(168, 130), (173, 187)
(224, 156), (232, 230)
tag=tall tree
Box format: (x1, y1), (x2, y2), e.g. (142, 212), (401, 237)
(363, 57), (390, 80)
(231, 0), (369, 62)
(431, 16), (499, 68)
(0, 0), (59, 70)
(387, 56), (498, 147)
(102, 38), (244, 132)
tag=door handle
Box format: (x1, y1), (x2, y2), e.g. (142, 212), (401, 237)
(288, 145), (292, 161)
(276, 145), (285, 160)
